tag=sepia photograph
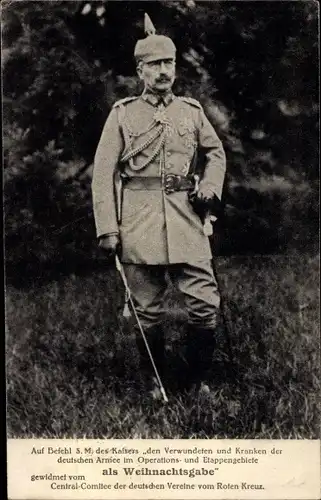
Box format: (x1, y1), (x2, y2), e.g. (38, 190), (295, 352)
(4, 0), (319, 441)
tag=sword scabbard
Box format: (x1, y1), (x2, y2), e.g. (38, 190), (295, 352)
(114, 170), (123, 225)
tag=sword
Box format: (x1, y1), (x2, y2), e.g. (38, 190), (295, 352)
(193, 174), (234, 367)
(204, 215), (234, 367)
(115, 255), (169, 403)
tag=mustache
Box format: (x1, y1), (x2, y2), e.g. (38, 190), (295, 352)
(156, 78), (171, 83)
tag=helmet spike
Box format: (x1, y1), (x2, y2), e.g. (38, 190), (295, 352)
(135, 14), (176, 63)
(144, 13), (156, 36)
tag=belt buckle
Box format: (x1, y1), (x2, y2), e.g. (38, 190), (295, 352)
(164, 174), (180, 194)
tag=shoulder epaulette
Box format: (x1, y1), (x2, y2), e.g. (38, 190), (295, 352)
(112, 96), (138, 108)
(178, 96), (202, 109)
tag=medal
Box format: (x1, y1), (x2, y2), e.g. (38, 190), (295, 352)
(178, 117), (195, 135)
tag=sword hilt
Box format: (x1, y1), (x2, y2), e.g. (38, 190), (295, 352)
(193, 174), (200, 194)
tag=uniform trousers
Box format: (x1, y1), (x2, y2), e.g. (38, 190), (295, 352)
(123, 260), (220, 329)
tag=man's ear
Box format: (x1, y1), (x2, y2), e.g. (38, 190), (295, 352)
(137, 62), (143, 80)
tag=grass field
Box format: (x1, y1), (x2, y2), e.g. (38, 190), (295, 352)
(6, 251), (320, 439)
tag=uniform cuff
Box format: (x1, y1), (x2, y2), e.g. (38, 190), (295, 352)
(98, 232), (119, 240)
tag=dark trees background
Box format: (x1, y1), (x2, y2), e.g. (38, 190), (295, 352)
(3, 1), (319, 280)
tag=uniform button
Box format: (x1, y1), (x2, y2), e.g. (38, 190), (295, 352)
(167, 151), (172, 157)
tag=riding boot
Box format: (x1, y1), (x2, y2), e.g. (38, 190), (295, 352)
(135, 323), (165, 399)
(185, 319), (228, 392)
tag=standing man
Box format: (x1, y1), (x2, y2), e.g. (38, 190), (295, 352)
(92, 14), (226, 396)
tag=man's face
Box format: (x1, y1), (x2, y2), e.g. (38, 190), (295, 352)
(137, 58), (176, 93)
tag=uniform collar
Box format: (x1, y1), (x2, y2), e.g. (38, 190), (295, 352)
(141, 89), (175, 107)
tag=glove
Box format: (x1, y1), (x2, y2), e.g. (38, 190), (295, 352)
(189, 187), (221, 220)
(98, 234), (120, 259)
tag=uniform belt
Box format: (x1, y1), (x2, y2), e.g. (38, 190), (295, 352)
(123, 175), (195, 194)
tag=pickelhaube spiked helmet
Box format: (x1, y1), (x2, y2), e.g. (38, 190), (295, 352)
(134, 13), (176, 63)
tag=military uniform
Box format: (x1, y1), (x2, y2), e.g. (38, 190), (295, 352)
(92, 91), (225, 327)
(92, 14), (227, 392)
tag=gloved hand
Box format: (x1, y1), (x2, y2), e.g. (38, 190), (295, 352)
(189, 187), (221, 219)
(193, 187), (214, 205)
(98, 234), (120, 259)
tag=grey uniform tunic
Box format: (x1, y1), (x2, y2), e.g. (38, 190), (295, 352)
(92, 92), (226, 265)
(92, 91), (226, 328)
